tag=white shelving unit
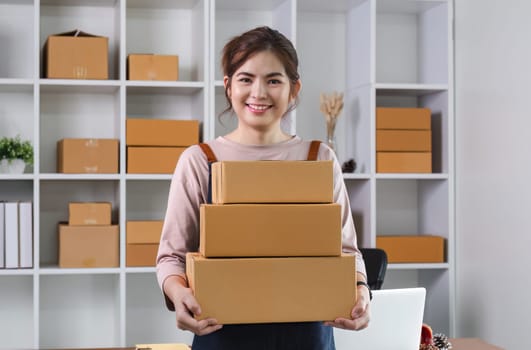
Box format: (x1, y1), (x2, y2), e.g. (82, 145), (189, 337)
(0, 0), (454, 348)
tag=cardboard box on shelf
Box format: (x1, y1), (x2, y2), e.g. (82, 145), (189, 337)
(126, 119), (199, 147)
(57, 138), (119, 174)
(186, 253), (356, 324)
(43, 29), (108, 79)
(127, 54), (179, 81)
(69, 202), (112, 225)
(211, 160), (334, 204)
(58, 224), (119, 268)
(126, 220), (163, 267)
(127, 146), (186, 174)
(376, 107), (431, 130)
(376, 152), (432, 173)
(376, 130), (432, 152)
(200, 203), (341, 257)
(376, 235), (445, 263)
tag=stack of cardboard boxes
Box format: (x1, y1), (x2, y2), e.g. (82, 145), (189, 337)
(59, 202), (119, 268)
(126, 119), (199, 174)
(376, 107), (432, 173)
(186, 160), (357, 324)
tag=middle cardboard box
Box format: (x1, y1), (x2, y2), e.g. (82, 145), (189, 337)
(200, 203), (341, 257)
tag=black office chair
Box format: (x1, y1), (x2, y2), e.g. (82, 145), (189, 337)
(359, 248), (388, 290)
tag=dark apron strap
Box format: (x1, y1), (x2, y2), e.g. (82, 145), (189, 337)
(198, 143), (218, 204)
(307, 140), (321, 161)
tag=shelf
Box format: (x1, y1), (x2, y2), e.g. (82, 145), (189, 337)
(39, 267), (121, 275)
(0, 0), (454, 346)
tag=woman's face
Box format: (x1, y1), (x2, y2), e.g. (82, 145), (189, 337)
(224, 50), (300, 134)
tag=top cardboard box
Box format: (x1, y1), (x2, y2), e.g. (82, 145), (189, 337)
(376, 107), (431, 130)
(211, 160), (334, 204)
(43, 30), (109, 80)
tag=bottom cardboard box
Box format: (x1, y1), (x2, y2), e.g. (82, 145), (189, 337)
(376, 152), (432, 173)
(376, 235), (445, 263)
(127, 244), (159, 267)
(126, 220), (163, 267)
(186, 253), (356, 324)
(59, 224), (119, 268)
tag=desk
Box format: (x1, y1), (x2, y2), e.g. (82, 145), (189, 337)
(451, 338), (504, 350)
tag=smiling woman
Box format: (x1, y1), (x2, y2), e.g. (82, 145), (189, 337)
(156, 26), (370, 350)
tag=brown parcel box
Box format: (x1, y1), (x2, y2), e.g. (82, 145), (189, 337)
(376, 107), (431, 130)
(376, 130), (432, 152)
(186, 253), (356, 324)
(57, 138), (119, 174)
(376, 235), (445, 263)
(200, 204), (341, 257)
(69, 202), (112, 225)
(59, 224), (119, 268)
(127, 54), (179, 81)
(44, 30), (108, 79)
(212, 160), (334, 204)
(126, 119), (199, 147)
(376, 152), (432, 173)
(126, 220), (163, 267)
(127, 146), (186, 174)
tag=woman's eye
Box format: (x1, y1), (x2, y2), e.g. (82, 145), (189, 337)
(269, 79), (281, 85)
(238, 77), (252, 83)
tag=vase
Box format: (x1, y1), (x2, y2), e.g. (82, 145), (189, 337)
(0, 158), (26, 174)
(326, 123), (337, 154)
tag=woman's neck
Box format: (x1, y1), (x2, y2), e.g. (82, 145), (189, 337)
(225, 127), (292, 145)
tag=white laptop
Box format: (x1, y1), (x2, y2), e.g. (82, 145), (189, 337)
(334, 287), (426, 350)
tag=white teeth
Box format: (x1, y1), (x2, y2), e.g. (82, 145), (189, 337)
(248, 104), (269, 111)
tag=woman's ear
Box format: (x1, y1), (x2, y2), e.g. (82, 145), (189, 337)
(291, 79), (302, 101)
(224, 76), (231, 98)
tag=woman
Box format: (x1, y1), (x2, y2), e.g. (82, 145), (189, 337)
(156, 26), (370, 349)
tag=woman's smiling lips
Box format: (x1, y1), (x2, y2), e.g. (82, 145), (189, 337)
(246, 103), (272, 113)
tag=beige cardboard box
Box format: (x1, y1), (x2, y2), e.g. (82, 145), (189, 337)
(376, 107), (431, 130)
(43, 30), (108, 79)
(57, 138), (119, 174)
(186, 253), (356, 324)
(127, 146), (186, 174)
(212, 160), (334, 204)
(126, 119), (199, 147)
(127, 54), (179, 81)
(376, 152), (432, 173)
(126, 220), (163, 267)
(58, 224), (119, 268)
(200, 204), (341, 257)
(69, 202), (112, 225)
(376, 130), (432, 152)
(376, 235), (445, 263)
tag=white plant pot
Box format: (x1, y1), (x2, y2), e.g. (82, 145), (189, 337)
(0, 158), (26, 174)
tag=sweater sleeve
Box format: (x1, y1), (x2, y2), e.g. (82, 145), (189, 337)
(156, 146), (208, 309)
(320, 144), (367, 278)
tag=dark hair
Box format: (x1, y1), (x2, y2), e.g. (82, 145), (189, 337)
(220, 26), (300, 116)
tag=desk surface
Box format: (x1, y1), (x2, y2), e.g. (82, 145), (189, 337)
(451, 338), (504, 350)
(39, 338), (504, 350)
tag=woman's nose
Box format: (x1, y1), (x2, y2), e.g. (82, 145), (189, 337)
(251, 80), (267, 99)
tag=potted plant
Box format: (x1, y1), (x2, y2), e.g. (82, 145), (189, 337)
(0, 135), (34, 174)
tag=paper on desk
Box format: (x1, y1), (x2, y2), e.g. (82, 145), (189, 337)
(136, 343), (190, 350)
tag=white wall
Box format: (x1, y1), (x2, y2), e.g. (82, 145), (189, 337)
(455, 0), (531, 348)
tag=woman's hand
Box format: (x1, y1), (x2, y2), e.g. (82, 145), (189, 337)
(164, 275), (223, 335)
(324, 279), (371, 330)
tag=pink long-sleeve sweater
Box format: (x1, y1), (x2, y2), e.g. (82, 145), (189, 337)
(156, 136), (366, 304)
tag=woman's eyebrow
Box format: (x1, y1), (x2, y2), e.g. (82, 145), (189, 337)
(235, 71), (285, 78)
